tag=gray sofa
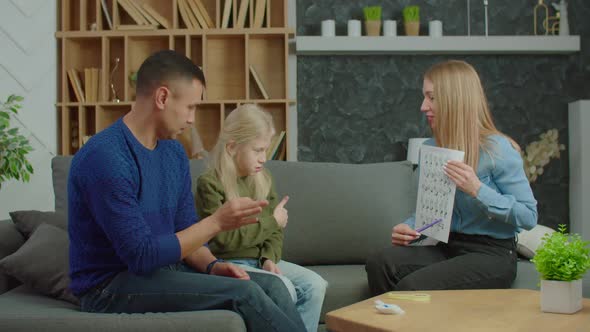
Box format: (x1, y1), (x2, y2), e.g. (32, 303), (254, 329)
(0, 156), (544, 331)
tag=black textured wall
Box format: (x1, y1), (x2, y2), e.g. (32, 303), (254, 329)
(296, 0), (590, 229)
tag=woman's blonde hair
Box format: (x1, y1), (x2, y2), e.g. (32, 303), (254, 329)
(424, 60), (518, 170)
(208, 104), (275, 200)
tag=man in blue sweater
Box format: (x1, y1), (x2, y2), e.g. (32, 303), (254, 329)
(68, 50), (306, 332)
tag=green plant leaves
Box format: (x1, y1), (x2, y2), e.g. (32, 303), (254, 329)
(403, 6), (420, 22)
(0, 94), (34, 186)
(363, 6), (382, 21)
(531, 224), (590, 281)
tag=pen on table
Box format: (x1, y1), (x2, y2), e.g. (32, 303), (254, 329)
(415, 218), (443, 233)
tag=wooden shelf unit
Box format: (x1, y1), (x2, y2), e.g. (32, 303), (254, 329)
(57, 0), (293, 159)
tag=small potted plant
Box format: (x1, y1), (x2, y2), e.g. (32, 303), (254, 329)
(363, 6), (382, 36)
(0, 94), (34, 189)
(531, 224), (590, 314)
(403, 5), (420, 36)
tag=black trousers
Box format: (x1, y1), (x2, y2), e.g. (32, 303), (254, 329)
(365, 232), (517, 296)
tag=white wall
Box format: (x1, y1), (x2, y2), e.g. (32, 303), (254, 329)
(0, 0), (58, 219)
(569, 100), (590, 241)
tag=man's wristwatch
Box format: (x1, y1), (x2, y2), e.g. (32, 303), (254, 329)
(206, 258), (224, 274)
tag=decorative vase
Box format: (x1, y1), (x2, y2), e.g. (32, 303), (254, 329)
(365, 20), (381, 36)
(540, 279), (582, 314)
(558, 0), (569, 36)
(404, 21), (420, 36)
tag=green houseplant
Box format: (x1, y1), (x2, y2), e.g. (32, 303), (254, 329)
(531, 225), (590, 313)
(0, 94), (34, 189)
(403, 5), (420, 36)
(363, 6), (382, 36)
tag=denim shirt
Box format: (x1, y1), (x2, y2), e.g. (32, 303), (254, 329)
(404, 135), (538, 239)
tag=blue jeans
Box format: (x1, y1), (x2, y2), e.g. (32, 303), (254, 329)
(78, 263), (306, 332)
(229, 259), (328, 332)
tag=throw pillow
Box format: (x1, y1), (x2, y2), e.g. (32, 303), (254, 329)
(0, 223), (79, 305)
(517, 224), (556, 259)
(9, 210), (67, 238)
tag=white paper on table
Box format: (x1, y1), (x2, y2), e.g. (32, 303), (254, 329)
(414, 145), (465, 243)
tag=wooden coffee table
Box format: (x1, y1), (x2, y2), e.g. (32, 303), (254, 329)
(326, 289), (590, 332)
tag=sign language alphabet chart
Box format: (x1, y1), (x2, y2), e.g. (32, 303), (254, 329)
(415, 145), (465, 243)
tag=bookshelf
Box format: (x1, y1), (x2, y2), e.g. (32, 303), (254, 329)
(57, 0), (294, 160)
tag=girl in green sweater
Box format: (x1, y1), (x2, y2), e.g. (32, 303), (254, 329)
(196, 104), (327, 332)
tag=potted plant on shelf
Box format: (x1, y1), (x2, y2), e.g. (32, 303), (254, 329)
(403, 5), (420, 36)
(0, 94), (34, 189)
(531, 224), (590, 314)
(363, 6), (382, 36)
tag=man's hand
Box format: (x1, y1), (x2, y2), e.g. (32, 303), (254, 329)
(262, 259), (282, 275)
(391, 224), (420, 246)
(212, 197), (269, 231)
(444, 160), (482, 198)
(273, 196), (289, 228)
(210, 262), (250, 280)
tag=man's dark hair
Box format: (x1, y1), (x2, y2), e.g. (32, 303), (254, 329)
(136, 50), (206, 96)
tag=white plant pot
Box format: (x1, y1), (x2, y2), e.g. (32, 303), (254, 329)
(540, 279), (583, 314)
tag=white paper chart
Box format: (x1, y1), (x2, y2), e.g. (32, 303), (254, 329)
(415, 145), (465, 243)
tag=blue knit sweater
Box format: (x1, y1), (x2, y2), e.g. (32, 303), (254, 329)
(68, 119), (197, 296)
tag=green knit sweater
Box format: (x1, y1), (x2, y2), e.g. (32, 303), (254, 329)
(195, 169), (283, 264)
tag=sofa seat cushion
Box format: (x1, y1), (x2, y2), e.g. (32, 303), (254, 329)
(305, 265), (371, 323)
(0, 286), (246, 332)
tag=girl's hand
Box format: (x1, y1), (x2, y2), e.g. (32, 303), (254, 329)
(273, 196), (289, 228)
(444, 160), (482, 198)
(262, 259), (282, 275)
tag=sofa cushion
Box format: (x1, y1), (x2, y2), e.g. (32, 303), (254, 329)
(52, 156), (72, 213)
(0, 223), (78, 304)
(0, 219), (25, 295)
(264, 161), (417, 265)
(516, 224), (556, 259)
(0, 285), (246, 332)
(9, 210), (67, 238)
(306, 265), (371, 323)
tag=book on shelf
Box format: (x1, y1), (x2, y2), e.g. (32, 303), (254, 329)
(221, 0), (233, 28)
(253, 0), (266, 28)
(101, 0), (113, 29)
(117, 0), (147, 25)
(249, 65), (269, 99)
(83, 68), (100, 102)
(142, 3), (171, 29)
(84, 68), (92, 102)
(178, 0), (199, 29)
(186, 0), (209, 29)
(267, 130), (286, 160)
(235, 0), (250, 28)
(276, 140), (286, 160)
(177, 0), (192, 29)
(192, 0), (215, 28)
(93, 68), (100, 102)
(128, 0), (159, 27)
(115, 24), (158, 30)
(67, 69), (85, 103)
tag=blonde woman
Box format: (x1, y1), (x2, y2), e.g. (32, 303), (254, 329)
(366, 60), (538, 294)
(196, 104), (327, 332)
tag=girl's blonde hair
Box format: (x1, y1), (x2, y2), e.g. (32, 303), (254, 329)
(424, 60), (519, 170)
(208, 104), (275, 200)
